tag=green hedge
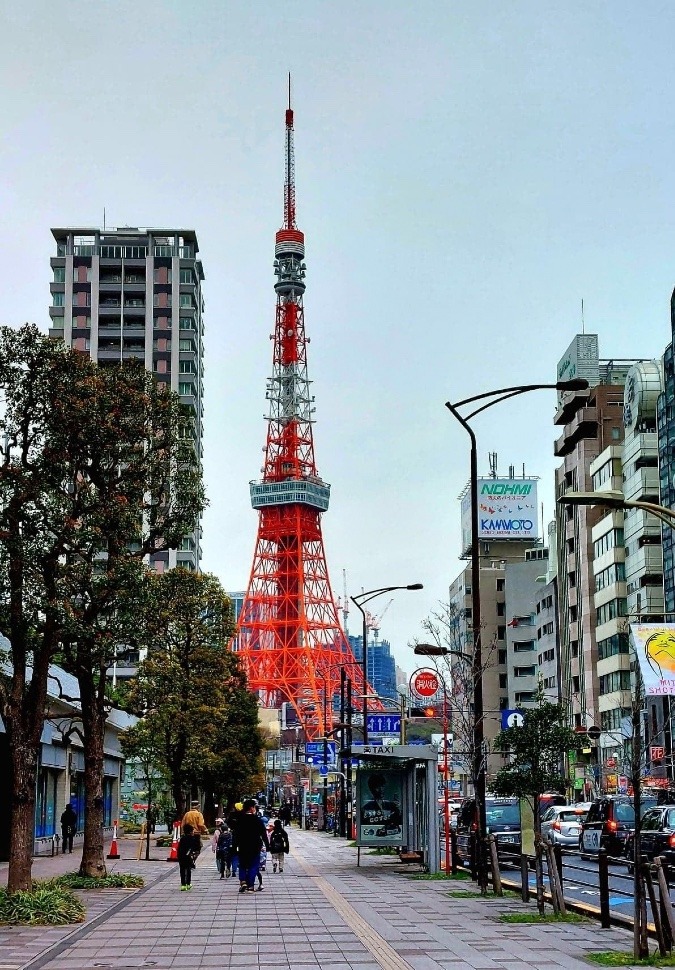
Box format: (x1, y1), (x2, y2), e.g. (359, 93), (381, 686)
(0, 886), (85, 925)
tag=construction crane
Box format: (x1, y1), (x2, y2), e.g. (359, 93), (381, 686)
(366, 598), (394, 642)
(335, 568), (350, 635)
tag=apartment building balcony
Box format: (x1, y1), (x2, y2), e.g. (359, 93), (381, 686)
(554, 386), (591, 425)
(624, 466), (660, 502)
(99, 300), (122, 313)
(625, 540), (663, 574)
(554, 407), (599, 457)
(97, 348), (123, 361)
(629, 588), (665, 616)
(123, 300), (146, 313)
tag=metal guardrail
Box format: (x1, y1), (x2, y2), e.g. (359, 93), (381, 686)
(445, 831), (675, 940)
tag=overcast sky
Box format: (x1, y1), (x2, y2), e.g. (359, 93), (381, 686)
(1, 2), (674, 673)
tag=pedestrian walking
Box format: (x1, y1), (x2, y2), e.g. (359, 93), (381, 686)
(231, 798), (270, 893)
(279, 802), (292, 827)
(213, 822), (232, 878)
(60, 804), (77, 853)
(178, 822), (201, 891)
(181, 800), (208, 836)
(269, 818), (289, 872)
(227, 802), (244, 879)
(164, 808), (176, 834)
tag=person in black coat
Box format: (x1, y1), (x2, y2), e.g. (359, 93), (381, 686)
(60, 804), (77, 853)
(232, 799), (270, 893)
(177, 823), (201, 890)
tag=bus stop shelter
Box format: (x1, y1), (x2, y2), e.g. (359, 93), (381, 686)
(349, 743), (439, 873)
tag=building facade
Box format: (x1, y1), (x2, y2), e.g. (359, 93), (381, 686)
(48, 226), (205, 574)
(554, 335), (634, 736)
(658, 290), (675, 617)
(0, 646), (132, 860)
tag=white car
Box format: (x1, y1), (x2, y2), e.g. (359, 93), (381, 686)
(541, 804), (591, 846)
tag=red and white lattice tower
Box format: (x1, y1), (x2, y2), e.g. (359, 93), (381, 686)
(234, 85), (365, 738)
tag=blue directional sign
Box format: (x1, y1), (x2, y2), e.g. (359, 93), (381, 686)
(366, 713), (401, 736)
(318, 765), (329, 777)
(304, 741), (337, 764)
(501, 709), (525, 730)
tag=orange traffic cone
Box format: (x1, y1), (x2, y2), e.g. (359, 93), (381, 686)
(166, 821), (180, 862)
(107, 819), (120, 860)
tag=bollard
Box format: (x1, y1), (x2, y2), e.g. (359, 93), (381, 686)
(469, 832), (478, 881)
(520, 854), (530, 903)
(450, 830), (458, 875)
(598, 848), (611, 929)
(553, 843), (564, 894)
(654, 857), (675, 951)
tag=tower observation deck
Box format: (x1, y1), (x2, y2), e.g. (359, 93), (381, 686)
(233, 86), (366, 738)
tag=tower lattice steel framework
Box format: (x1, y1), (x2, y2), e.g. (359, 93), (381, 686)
(234, 87), (366, 738)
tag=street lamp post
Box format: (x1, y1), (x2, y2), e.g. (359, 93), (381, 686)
(351, 584), (424, 744)
(445, 378), (588, 893)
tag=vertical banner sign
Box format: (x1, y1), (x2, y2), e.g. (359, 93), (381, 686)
(630, 624), (675, 695)
(356, 769), (405, 846)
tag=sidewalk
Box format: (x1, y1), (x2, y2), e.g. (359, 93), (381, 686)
(2, 827), (638, 969)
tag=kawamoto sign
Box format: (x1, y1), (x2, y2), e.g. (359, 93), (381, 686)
(461, 477), (539, 545)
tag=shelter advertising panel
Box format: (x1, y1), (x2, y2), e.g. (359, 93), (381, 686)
(356, 769), (405, 846)
(630, 623), (675, 695)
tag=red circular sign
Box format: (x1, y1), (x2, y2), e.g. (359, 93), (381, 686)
(411, 669), (440, 698)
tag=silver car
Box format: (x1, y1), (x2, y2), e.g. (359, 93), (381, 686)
(541, 804), (590, 846)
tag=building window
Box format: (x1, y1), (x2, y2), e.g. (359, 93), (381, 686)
(596, 598), (628, 626)
(53, 267), (65, 283)
(497, 602), (505, 617)
(593, 528), (625, 559)
(179, 360), (196, 374)
(179, 381), (195, 396)
(53, 292), (64, 306)
(179, 338), (195, 352)
(597, 633), (630, 660)
(497, 625), (506, 641)
(499, 674), (507, 689)
(180, 316), (195, 330)
(514, 665), (536, 677)
(496, 578), (505, 592)
(599, 670), (631, 695)
(179, 269), (193, 285)
(179, 294), (193, 308)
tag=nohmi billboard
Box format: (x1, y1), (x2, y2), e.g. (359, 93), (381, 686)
(461, 478), (539, 550)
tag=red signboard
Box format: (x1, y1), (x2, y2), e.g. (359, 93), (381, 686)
(411, 669), (440, 698)
(651, 746), (665, 761)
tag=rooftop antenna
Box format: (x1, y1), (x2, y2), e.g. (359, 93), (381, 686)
(489, 452), (498, 479)
(103, 207), (106, 230)
(581, 298), (585, 335)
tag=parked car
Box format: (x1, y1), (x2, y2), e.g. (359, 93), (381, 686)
(455, 796), (521, 866)
(580, 795), (657, 858)
(624, 804), (675, 866)
(538, 792), (567, 818)
(540, 804), (590, 846)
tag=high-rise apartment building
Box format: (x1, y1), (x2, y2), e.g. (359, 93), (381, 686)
(555, 335), (635, 737)
(48, 226), (205, 574)
(658, 292), (675, 616)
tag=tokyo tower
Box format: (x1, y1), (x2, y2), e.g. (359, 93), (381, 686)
(234, 84), (365, 738)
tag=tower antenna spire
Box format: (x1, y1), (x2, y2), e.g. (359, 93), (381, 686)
(284, 74), (296, 229)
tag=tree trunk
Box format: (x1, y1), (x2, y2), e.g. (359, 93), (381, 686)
(78, 675), (107, 878)
(4, 653), (50, 892)
(5, 716), (41, 892)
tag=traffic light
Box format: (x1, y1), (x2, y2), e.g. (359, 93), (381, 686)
(409, 706), (436, 718)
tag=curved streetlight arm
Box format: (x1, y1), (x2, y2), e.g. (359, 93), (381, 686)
(351, 584), (423, 743)
(450, 379), (588, 412)
(558, 492), (675, 530)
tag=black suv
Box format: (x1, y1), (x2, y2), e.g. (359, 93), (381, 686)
(625, 804), (675, 866)
(580, 796), (657, 858)
(455, 797), (521, 867)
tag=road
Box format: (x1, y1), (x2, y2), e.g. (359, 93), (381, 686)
(440, 837), (671, 922)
